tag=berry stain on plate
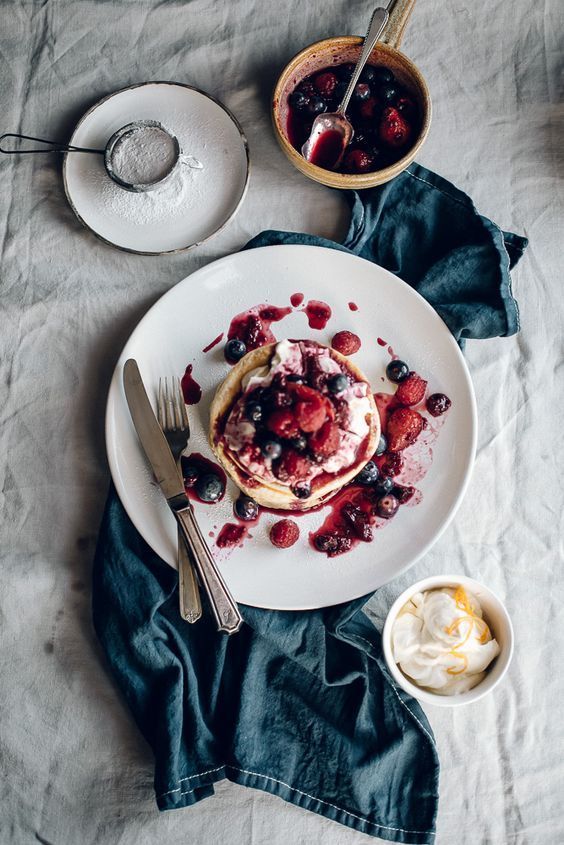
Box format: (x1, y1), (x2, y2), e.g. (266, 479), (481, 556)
(181, 364), (202, 405)
(302, 299), (332, 330)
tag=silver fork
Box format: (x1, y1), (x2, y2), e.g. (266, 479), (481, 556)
(157, 376), (202, 624)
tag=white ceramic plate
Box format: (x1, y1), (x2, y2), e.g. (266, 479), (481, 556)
(106, 245), (477, 610)
(63, 82), (249, 254)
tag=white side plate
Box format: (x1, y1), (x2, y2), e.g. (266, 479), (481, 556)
(63, 82), (249, 254)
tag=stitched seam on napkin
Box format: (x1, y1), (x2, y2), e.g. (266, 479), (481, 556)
(352, 634), (436, 750)
(160, 764), (435, 836)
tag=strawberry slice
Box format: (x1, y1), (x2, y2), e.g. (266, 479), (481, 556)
(386, 407), (424, 452)
(266, 408), (300, 439)
(395, 372), (427, 406)
(379, 106), (412, 148)
(308, 420), (341, 458)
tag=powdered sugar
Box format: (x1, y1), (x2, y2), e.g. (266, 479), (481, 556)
(110, 125), (178, 186)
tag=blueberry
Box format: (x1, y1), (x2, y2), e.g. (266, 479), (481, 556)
(356, 460), (379, 486)
(258, 433), (282, 460)
(195, 473), (224, 503)
(245, 401), (263, 424)
(373, 476), (394, 496)
(375, 434), (387, 456)
(290, 435), (308, 453)
(224, 338), (247, 363)
(286, 374), (305, 383)
(333, 80), (349, 103)
(379, 83), (398, 103)
(182, 462), (199, 487)
(328, 373), (348, 394)
(234, 495), (259, 521)
(307, 96), (327, 116)
(371, 66), (394, 85)
(375, 494), (399, 519)
(292, 482), (311, 499)
(289, 90), (309, 111)
(360, 65), (378, 85)
(352, 83), (371, 102)
(386, 359), (410, 382)
(336, 62), (356, 81)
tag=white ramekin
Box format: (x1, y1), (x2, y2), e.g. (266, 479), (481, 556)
(382, 574), (514, 707)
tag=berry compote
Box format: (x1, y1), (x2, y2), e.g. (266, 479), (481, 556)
(288, 62), (419, 174)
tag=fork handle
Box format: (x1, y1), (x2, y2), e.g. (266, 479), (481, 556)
(174, 505), (243, 634)
(177, 524), (203, 623)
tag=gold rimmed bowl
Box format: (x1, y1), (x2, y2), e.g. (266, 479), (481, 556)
(272, 1), (431, 189)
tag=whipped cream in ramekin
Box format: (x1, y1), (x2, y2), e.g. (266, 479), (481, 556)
(391, 586), (500, 695)
(224, 340), (373, 485)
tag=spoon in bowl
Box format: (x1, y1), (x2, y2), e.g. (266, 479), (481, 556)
(301, 6), (390, 170)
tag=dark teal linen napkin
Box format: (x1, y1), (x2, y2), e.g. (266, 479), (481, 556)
(93, 163), (527, 843)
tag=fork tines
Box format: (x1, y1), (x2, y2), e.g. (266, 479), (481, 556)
(158, 376), (189, 433)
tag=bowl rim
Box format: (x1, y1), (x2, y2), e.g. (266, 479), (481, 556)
(381, 574), (514, 707)
(272, 36), (432, 189)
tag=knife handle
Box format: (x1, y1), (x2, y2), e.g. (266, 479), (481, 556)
(177, 523), (203, 623)
(174, 505), (243, 634)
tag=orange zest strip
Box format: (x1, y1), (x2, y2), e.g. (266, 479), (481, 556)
(446, 651), (468, 675)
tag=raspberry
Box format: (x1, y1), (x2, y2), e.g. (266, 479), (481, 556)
(272, 449), (311, 483)
(386, 407), (424, 452)
(343, 149), (374, 173)
(341, 503), (373, 541)
(376, 451), (404, 477)
(313, 71), (338, 98)
(331, 331), (361, 355)
(379, 106), (412, 148)
(395, 372), (427, 406)
(266, 408), (300, 439)
(270, 519), (300, 549)
(313, 531), (353, 556)
(308, 420), (341, 458)
(393, 484), (416, 504)
(289, 383), (327, 432)
(426, 393), (452, 417)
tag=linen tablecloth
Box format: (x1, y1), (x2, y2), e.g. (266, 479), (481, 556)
(1, 1), (562, 843)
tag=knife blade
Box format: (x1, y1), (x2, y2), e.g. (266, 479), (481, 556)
(123, 358), (243, 634)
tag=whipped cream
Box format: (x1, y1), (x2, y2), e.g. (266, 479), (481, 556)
(392, 586), (500, 695)
(224, 340), (373, 486)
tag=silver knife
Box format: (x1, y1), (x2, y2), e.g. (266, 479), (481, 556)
(123, 358), (243, 634)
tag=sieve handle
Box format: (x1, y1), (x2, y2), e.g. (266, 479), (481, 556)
(381, 0), (418, 49)
(0, 132), (104, 155)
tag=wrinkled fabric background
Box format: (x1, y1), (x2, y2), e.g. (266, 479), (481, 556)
(1, 1), (562, 843)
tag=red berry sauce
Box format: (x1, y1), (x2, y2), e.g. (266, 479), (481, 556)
(202, 332), (224, 353)
(303, 299), (332, 330)
(348, 302), (359, 311)
(308, 129), (346, 170)
(216, 523), (248, 549)
(228, 304), (292, 350)
(290, 292), (304, 307)
(181, 364), (202, 405)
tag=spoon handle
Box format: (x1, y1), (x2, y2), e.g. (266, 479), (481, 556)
(337, 7), (390, 115)
(0, 132), (104, 155)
